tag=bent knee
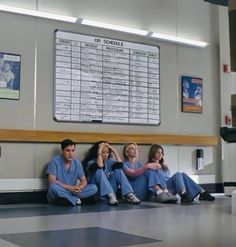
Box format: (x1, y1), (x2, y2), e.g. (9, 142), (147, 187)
(48, 182), (62, 192)
(89, 184), (98, 193)
(175, 172), (181, 176)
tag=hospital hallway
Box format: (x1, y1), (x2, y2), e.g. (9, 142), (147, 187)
(0, 194), (235, 247)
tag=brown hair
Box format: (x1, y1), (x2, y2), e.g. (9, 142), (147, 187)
(123, 143), (137, 160)
(148, 144), (165, 165)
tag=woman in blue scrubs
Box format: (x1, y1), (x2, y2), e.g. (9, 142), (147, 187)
(147, 144), (215, 203)
(83, 141), (140, 205)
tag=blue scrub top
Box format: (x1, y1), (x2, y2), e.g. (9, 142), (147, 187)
(123, 160), (143, 170)
(46, 155), (85, 186)
(87, 158), (115, 177)
(123, 160), (171, 181)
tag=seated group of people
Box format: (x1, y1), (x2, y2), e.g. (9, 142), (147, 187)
(46, 139), (215, 206)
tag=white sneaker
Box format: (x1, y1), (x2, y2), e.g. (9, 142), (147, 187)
(76, 198), (82, 205)
(108, 193), (118, 206)
(126, 193), (141, 204)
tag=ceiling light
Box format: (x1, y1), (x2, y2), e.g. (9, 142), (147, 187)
(151, 32), (208, 48)
(81, 19), (148, 36)
(0, 4), (77, 23)
(0, 4), (208, 47)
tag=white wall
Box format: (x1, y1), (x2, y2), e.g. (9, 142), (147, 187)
(0, 0), (222, 191)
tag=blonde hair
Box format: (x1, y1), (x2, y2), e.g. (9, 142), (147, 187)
(123, 142), (137, 160)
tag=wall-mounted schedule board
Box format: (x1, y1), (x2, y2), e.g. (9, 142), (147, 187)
(54, 30), (160, 125)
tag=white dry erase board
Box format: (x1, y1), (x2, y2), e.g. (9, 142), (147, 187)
(54, 30), (160, 125)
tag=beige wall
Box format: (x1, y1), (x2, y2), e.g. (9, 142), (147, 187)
(0, 0), (222, 191)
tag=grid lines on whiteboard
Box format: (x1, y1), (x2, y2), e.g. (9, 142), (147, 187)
(54, 30), (160, 125)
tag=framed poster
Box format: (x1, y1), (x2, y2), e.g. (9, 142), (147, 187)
(54, 30), (160, 125)
(182, 76), (203, 113)
(0, 52), (21, 100)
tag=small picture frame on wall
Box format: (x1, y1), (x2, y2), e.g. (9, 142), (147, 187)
(0, 52), (21, 100)
(182, 76), (203, 113)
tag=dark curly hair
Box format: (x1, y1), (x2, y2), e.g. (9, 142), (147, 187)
(82, 141), (112, 172)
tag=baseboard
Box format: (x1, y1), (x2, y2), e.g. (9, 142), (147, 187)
(200, 183), (224, 193)
(0, 191), (47, 204)
(223, 182), (236, 187)
(223, 182), (236, 195)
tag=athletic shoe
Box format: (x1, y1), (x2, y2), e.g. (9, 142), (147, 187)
(166, 192), (178, 203)
(199, 191), (215, 201)
(126, 193), (141, 204)
(76, 198), (82, 205)
(180, 192), (194, 204)
(156, 192), (173, 203)
(108, 193), (119, 206)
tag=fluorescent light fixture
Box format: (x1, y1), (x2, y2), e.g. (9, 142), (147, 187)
(0, 4), (77, 23)
(151, 32), (208, 48)
(0, 4), (208, 47)
(81, 19), (148, 36)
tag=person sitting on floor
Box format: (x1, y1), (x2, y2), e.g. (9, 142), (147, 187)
(45, 139), (98, 206)
(82, 141), (141, 205)
(123, 143), (177, 203)
(147, 144), (215, 204)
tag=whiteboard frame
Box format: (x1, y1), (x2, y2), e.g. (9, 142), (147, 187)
(53, 29), (160, 126)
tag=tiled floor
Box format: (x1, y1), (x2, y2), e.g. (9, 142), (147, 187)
(0, 195), (235, 247)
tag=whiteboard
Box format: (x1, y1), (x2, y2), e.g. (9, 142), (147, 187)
(54, 30), (160, 125)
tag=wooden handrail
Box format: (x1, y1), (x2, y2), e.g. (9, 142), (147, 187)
(0, 129), (218, 146)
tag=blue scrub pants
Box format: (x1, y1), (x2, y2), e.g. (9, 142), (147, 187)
(166, 172), (202, 199)
(146, 169), (167, 192)
(109, 169), (134, 197)
(128, 175), (147, 200)
(128, 169), (167, 200)
(47, 183), (98, 206)
(89, 169), (114, 198)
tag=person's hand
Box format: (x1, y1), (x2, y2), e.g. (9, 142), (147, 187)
(105, 143), (111, 148)
(66, 185), (76, 192)
(106, 143), (114, 151)
(146, 162), (162, 170)
(71, 185), (84, 194)
(98, 142), (105, 153)
(106, 143), (118, 154)
(99, 142), (105, 149)
(74, 184), (84, 193)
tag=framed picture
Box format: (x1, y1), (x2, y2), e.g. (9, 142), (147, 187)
(0, 52), (21, 100)
(181, 76), (203, 113)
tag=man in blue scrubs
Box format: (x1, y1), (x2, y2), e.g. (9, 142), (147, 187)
(46, 139), (98, 206)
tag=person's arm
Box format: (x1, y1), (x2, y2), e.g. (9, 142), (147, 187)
(97, 142), (105, 168)
(123, 162), (147, 177)
(146, 162), (162, 170)
(73, 161), (89, 193)
(48, 174), (77, 192)
(106, 143), (122, 162)
(76, 175), (87, 192)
